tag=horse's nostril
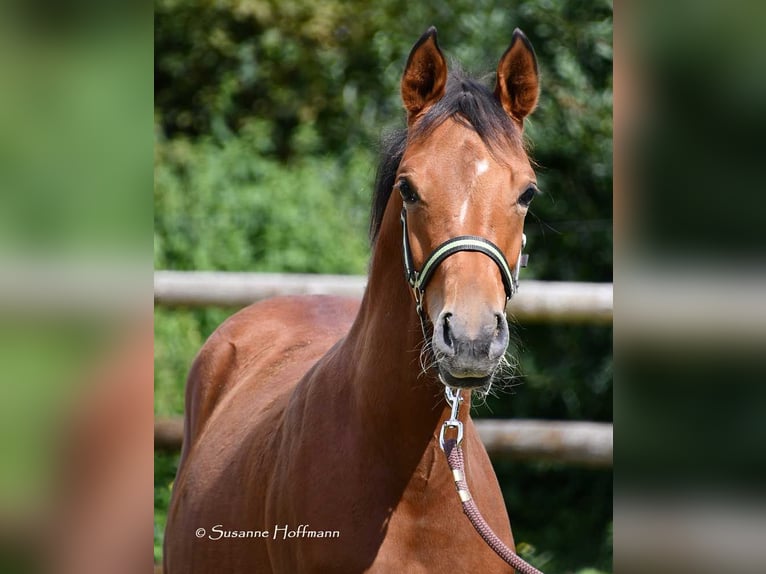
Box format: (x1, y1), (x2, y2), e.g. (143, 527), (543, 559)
(442, 313), (453, 348)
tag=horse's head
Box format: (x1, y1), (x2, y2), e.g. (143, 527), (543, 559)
(397, 27), (539, 389)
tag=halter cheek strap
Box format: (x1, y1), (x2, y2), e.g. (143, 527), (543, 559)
(400, 207), (528, 332)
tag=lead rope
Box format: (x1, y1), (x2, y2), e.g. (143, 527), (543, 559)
(440, 388), (544, 574)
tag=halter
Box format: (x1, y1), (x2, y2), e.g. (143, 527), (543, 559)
(400, 207), (528, 338)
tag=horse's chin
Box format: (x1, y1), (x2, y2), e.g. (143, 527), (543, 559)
(438, 367), (494, 390)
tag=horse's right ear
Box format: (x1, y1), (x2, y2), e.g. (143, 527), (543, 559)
(401, 26), (447, 125)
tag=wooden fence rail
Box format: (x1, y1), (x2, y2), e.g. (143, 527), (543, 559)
(154, 271), (613, 324)
(154, 417), (613, 468)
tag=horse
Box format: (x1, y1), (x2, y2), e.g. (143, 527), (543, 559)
(164, 26), (540, 573)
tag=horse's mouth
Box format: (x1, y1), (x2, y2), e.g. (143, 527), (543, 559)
(438, 367), (493, 389)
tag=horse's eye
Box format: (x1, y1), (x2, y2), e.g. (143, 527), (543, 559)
(518, 185), (537, 207)
(397, 178), (420, 204)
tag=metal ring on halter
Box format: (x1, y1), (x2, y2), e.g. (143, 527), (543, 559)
(439, 387), (464, 451)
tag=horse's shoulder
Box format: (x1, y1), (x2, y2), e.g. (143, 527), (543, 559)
(182, 295), (359, 451)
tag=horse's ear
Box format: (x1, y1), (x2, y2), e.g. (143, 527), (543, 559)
(401, 26), (447, 124)
(495, 28), (539, 129)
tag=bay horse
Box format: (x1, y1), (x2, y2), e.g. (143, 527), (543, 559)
(164, 26), (540, 573)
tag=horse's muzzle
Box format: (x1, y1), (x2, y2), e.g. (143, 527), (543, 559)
(432, 310), (509, 388)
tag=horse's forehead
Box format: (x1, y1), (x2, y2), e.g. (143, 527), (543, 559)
(405, 120), (529, 182)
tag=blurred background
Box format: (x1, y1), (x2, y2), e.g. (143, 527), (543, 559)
(21, 0), (766, 573)
(153, 1), (612, 573)
(615, 1), (766, 572)
(3, 0), (765, 572)
(0, 1), (152, 574)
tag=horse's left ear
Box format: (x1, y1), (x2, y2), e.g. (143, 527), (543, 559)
(495, 28), (539, 129)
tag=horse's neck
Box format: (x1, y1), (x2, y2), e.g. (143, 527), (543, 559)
(338, 220), (455, 465)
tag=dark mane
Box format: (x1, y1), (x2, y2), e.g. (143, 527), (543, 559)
(370, 70), (524, 243)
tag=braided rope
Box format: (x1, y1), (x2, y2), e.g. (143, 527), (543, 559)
(443, 439), (544, 574)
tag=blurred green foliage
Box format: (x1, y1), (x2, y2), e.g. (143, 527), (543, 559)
(0, 8), (151, 257)
(154, 123), (372, 273)
(155, 0), (612, 571)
